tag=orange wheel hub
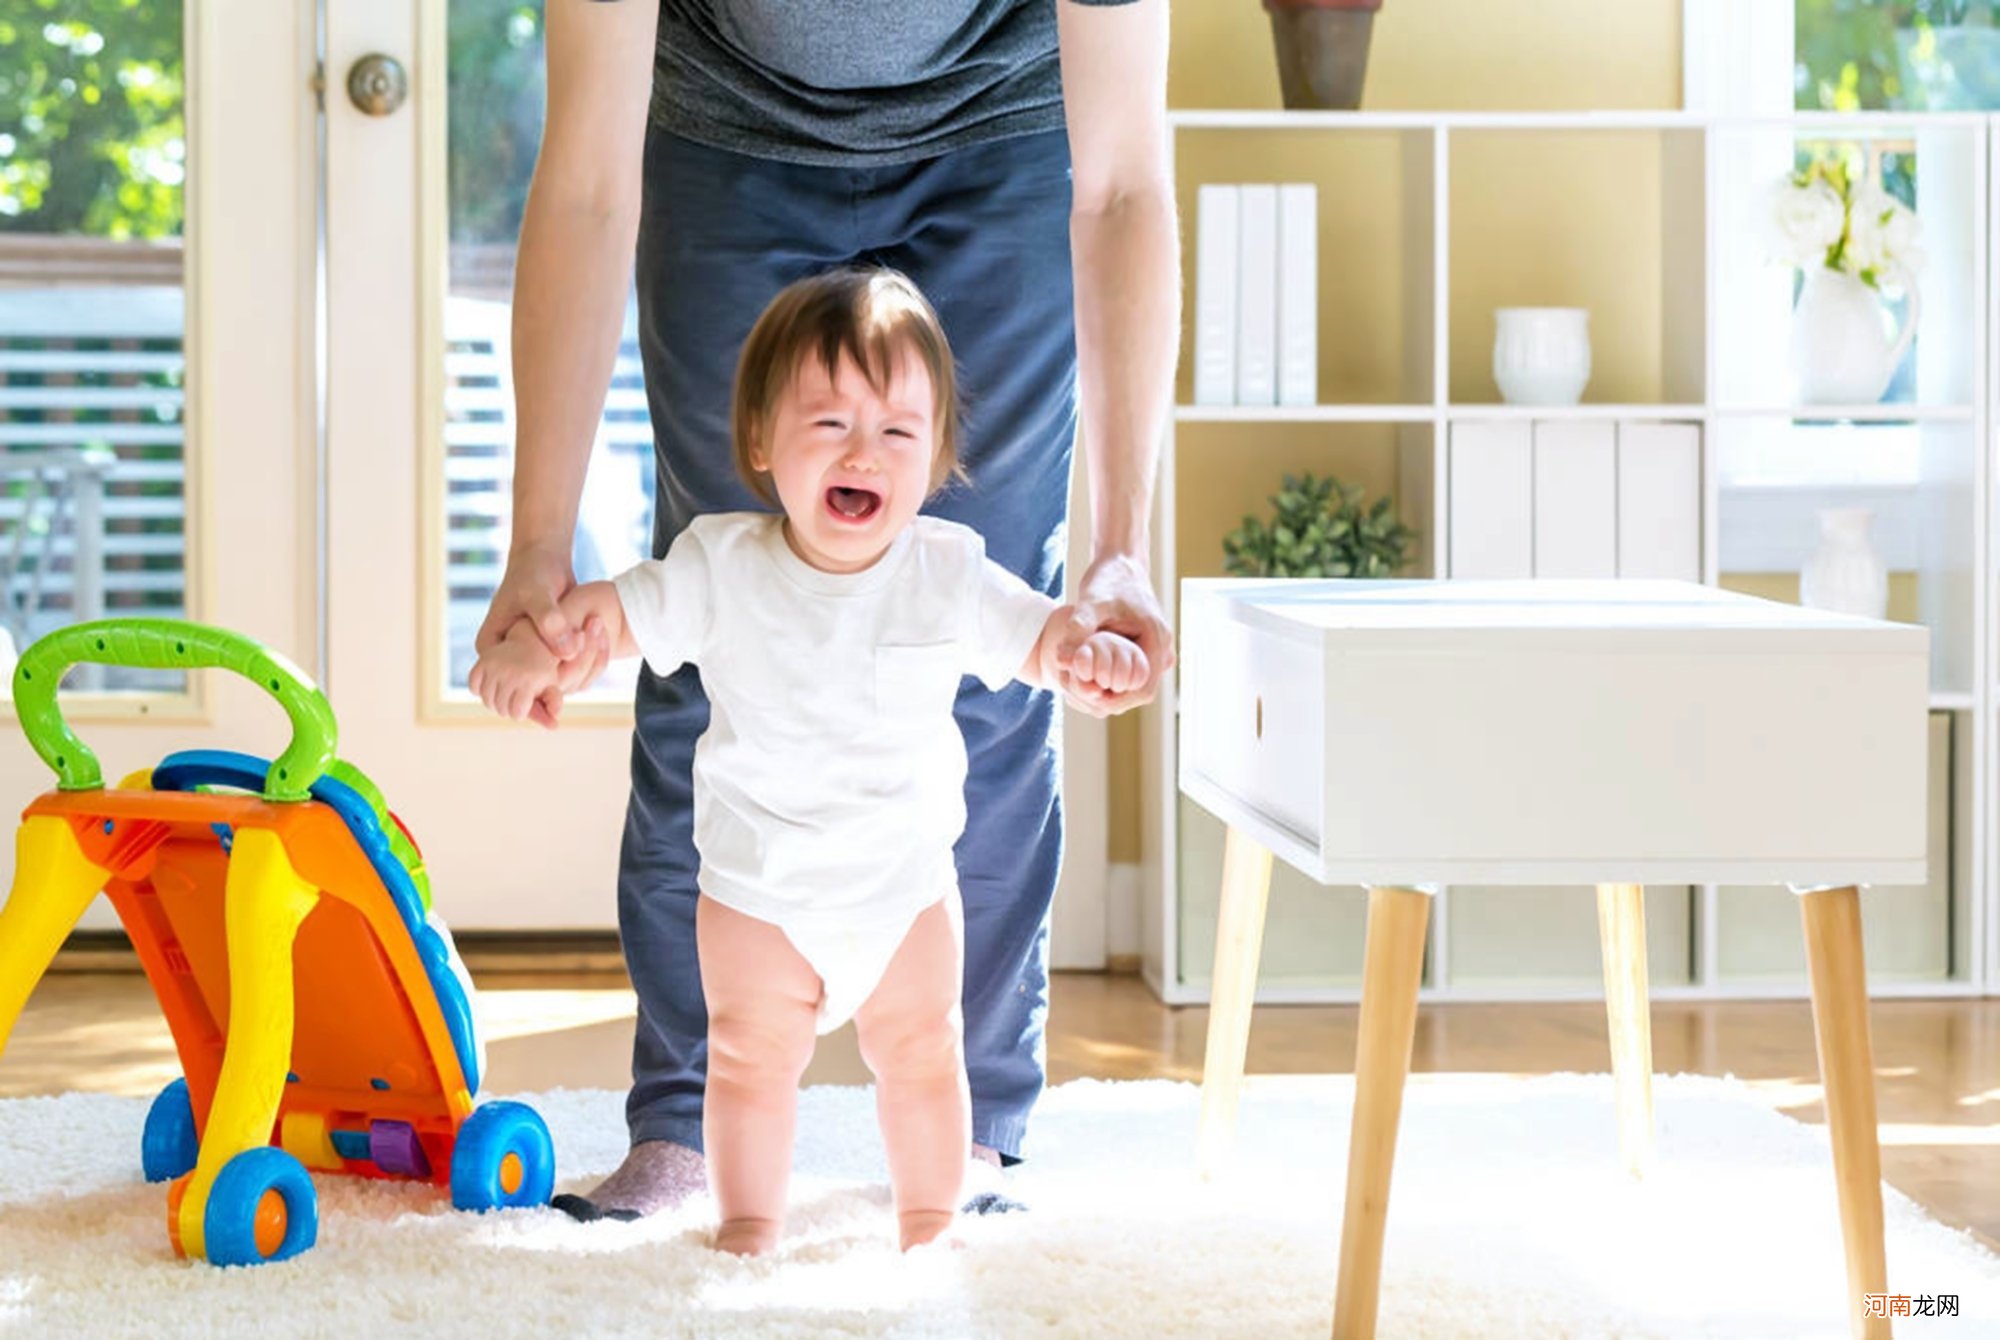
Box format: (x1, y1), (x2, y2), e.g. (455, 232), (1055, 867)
(253, 1188), (288, 1258)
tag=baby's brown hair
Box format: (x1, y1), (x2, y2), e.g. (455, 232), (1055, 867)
(732, 267), (965, 508)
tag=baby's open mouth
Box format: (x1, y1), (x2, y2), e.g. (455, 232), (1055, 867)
(826, 486), (882, 521)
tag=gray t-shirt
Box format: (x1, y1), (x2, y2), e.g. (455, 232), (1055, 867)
(617, 0), (1136, 166)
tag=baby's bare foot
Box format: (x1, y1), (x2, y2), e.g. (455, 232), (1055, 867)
(898, 1208), (956, 1251)
(715, 1217), (781, 1256)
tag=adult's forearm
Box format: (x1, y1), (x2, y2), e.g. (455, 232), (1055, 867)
(1071, 185), (1179, 562)
(508, 188), (642, 555)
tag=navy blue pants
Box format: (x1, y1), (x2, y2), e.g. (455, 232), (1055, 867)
(618, 128), (1077, 1161)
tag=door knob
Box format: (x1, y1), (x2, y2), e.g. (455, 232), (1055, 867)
(346, 54), (408, 117)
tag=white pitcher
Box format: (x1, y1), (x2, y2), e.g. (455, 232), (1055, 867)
(1790, 268), (1919, 405)
(1800, 506), (1888, 620)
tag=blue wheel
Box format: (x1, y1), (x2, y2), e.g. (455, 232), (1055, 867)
(204, 1147), (317, 1267)
(141, 1078), (199, 1183)
(451, 1101), (554, 1212)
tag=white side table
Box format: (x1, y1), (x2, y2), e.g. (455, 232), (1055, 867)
(1179, 579), (1930, 1340)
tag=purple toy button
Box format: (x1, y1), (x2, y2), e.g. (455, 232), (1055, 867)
(369, 1119), (432, 1178)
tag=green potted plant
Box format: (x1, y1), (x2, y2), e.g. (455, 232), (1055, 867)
(1264, 0), (1384, 111)
(1223, 472), (1415, 578)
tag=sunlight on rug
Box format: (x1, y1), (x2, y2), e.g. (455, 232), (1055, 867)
(0, 1074), (1994, 1338)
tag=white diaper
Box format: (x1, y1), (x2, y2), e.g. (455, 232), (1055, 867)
(779, 896), (942, 1035)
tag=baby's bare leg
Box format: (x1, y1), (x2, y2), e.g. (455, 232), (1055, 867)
(853, 895), (969, 1250)
(696, 896), (822, 1256)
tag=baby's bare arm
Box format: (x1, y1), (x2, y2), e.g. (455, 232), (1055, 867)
(1018, 606), (1072, 691)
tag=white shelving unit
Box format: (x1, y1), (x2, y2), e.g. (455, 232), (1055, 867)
(1143, 109), (1992, 1006)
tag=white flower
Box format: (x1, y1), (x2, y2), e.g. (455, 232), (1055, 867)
(1844, 182), (1924, 291)
(1769, 176), (1846, 269)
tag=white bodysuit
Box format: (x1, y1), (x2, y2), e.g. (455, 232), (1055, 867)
(612, 512), (1055, 1031)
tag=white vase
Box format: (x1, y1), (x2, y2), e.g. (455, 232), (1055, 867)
(1789, 268), (1920, 405)
(1799, 507), (1888, 619)
(1493, 307), (1591, 405)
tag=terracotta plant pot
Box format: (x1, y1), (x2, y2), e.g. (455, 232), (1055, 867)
(1263, 0), (1383, 111)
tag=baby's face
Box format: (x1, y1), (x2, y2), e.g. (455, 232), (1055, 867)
(753, 346), (939, 573)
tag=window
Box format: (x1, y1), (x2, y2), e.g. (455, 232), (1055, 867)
(1797, 0), (2000, 111)
(0, 3), (190, 693)
(1692, 6), (1982, 589)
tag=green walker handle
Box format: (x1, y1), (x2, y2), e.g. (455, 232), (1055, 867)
(13, 619), (336, 802)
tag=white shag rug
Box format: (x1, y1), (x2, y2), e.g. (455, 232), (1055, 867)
(1, 1075), (1995, 1339)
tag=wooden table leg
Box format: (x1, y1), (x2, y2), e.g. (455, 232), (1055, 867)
(1798, 884), (1890, 1340)
(1596, 882), (1654, 1179)
(1196, 824), (1274, 1179)
(1333, 885), (1431, 1340)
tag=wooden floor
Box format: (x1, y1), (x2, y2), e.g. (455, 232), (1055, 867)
(7, 969), (1998, 1246)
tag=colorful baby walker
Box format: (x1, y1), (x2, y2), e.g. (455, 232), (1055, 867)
(0, 619), (555, 1265)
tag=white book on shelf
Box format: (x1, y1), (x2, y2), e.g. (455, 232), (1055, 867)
(1531, 419), (1618, 578)
(1235, 184), (1278, 407)
(1193, 185), (1240, 406)
(1616, 421), (1702, 581)
(1448, 419), (1534, 578)
(1276, 183), (1317, 407)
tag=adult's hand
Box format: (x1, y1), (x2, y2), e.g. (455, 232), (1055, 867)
(475, 539), (581, 660)
(475, 543), (613, 727)
(1052, 551), (1174, 717)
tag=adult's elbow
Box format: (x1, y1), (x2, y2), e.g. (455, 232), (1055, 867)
(1070, 173), (1173, 224)
(526, 164), (643, 235)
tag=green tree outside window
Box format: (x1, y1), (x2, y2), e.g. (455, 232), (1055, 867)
(0, 0), (184, 238)
(1, 0), (549, 243)
(1797, 0), (2000, 112)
